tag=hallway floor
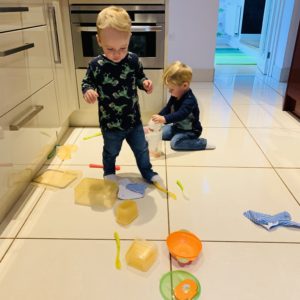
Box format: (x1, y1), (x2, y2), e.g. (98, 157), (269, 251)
(0, 67), (300, 299)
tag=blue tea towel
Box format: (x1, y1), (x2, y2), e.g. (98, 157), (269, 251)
(243, 210), (300, 230)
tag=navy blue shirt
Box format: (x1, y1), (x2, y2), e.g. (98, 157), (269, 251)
(159, 89), (202, 136)
(82, 52), (147, 131)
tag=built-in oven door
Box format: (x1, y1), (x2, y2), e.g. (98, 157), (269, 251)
(70, 5), (165, 69)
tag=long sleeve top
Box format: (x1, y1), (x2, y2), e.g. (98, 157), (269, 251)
(159, 89), (202, 136)
(82, 52), (147, 131)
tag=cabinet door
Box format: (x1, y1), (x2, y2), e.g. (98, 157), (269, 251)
(23, 25), (53, 95)
(47, 0), (79, 124)
(0, 30), (30, 116)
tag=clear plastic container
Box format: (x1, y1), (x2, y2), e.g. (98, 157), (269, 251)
(74, 178), (118, 208)
(115, 200), (138, 225)
(125, 240), (158, 272)
(145, 130), (163, 158)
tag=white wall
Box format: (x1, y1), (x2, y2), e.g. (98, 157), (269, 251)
(166, 0), (219, 81)
(272, 0), (300, 81)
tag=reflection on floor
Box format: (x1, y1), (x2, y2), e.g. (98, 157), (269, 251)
(215, 47), (257, 65)
(0, 66), (299, 300)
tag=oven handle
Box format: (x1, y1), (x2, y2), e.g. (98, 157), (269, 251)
(76, 25), (162, 33)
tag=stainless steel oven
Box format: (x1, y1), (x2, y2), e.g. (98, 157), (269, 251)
(70, 3), (165, 69)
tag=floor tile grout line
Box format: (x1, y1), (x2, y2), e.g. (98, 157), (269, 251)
(3, 237), (300, 245)
(214, 81), (300, 207)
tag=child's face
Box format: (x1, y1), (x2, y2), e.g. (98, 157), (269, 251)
(166, 82), (189, 99)
(97, 27), (131, 63)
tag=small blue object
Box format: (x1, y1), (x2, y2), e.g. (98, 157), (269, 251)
(243, 210), (300, 230)
(126, 183), (147, 196)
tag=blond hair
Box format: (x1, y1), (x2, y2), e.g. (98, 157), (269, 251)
(96, 6), (131, 34)
(163, 61), (192, 86)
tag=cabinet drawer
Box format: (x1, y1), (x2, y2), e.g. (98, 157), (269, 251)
(0, 30), (30, 116)
(24, 26), (53, 94)
(0, 83), (58, 220)
(21, 1), (45, 28)
(0, 1), (45, 33)
(0, 4), (22, 33)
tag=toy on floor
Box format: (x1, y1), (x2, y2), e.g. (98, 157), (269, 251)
(176, 180), (184, 192)
(83, 132), (102, 140)
(125, 239), (158, 272)
(114, 232), (122, 270)
(56, 144), (78, 160)
(160, 270), (201, 300)
(115, 200), (138, 225)
(166, 231), (202, 266)
(153, 182), (177, 200)
(89, 163), (120, 171)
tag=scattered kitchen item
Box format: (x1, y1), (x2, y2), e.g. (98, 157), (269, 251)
(114, 231), (122, 270)
(83, 132), (102, 140)
(115, 200), (138, 226)
(145, 129), (163, 158)
(74, 178), (118, 208)
(176, 180), (184, 192)
(166, 231), (202, 265)
(244, 210), (300, 230)
(154, 182), (176, 200)
(160, 270), (201, 300)
(126, 183), (147, 196)
(33, 169), (78, 189)
(89, 163), (120, 171)
(118, 179), (144, 200)
(56, 144), (78, 160)
(125, 240), (158, 272)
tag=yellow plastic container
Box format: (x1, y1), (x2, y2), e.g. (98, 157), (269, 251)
(125, 240), (158, 272)
(74, 178), (118, 208)
(115, 200), (138, 225)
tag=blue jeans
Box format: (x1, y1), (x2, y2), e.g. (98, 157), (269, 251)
(102, 124), (157, 182)
(162, 124), (207, 151)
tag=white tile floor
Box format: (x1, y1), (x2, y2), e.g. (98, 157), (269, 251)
(1, 67), (300, 299)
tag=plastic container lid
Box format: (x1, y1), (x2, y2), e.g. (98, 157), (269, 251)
(159, 270), (201, 300)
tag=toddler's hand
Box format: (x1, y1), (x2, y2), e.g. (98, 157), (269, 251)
(143, 79), (153, 94)
(152, 114), (166, 124)
(83, 89), (99, 104)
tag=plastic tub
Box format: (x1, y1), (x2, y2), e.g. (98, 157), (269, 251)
(125, 240), (158, 272)
(115, 200), (138, 225)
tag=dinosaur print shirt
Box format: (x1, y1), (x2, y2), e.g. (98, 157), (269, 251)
(82, 52), (147, 131)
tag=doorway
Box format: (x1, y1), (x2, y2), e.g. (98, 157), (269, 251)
(215, 0), (266, 65)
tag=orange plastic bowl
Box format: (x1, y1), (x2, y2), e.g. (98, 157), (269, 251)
(166, 231), (202, 264)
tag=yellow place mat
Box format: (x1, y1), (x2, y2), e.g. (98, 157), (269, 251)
(33, 169), (78, 188)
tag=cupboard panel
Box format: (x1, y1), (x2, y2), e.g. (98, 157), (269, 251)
(0, 30), (30, 116)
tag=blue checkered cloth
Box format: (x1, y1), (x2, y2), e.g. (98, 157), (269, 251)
(243, 210), (300, 230)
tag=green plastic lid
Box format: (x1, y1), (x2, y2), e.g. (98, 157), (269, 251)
(159, 270), (201, 300)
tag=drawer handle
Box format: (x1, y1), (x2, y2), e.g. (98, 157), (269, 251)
(0, 43), (34, 57)
(0, 7), (29, 13)
(10, 105), (44, 131)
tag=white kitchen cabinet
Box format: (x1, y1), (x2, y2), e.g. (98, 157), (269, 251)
(0, 30), (31, 116)
(46, 0), (79, 126)
(23, 25), (53, 95)
(0, 0), (45, 33)
(0, 82), (58, 221)
(71, 69), (164, 126)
